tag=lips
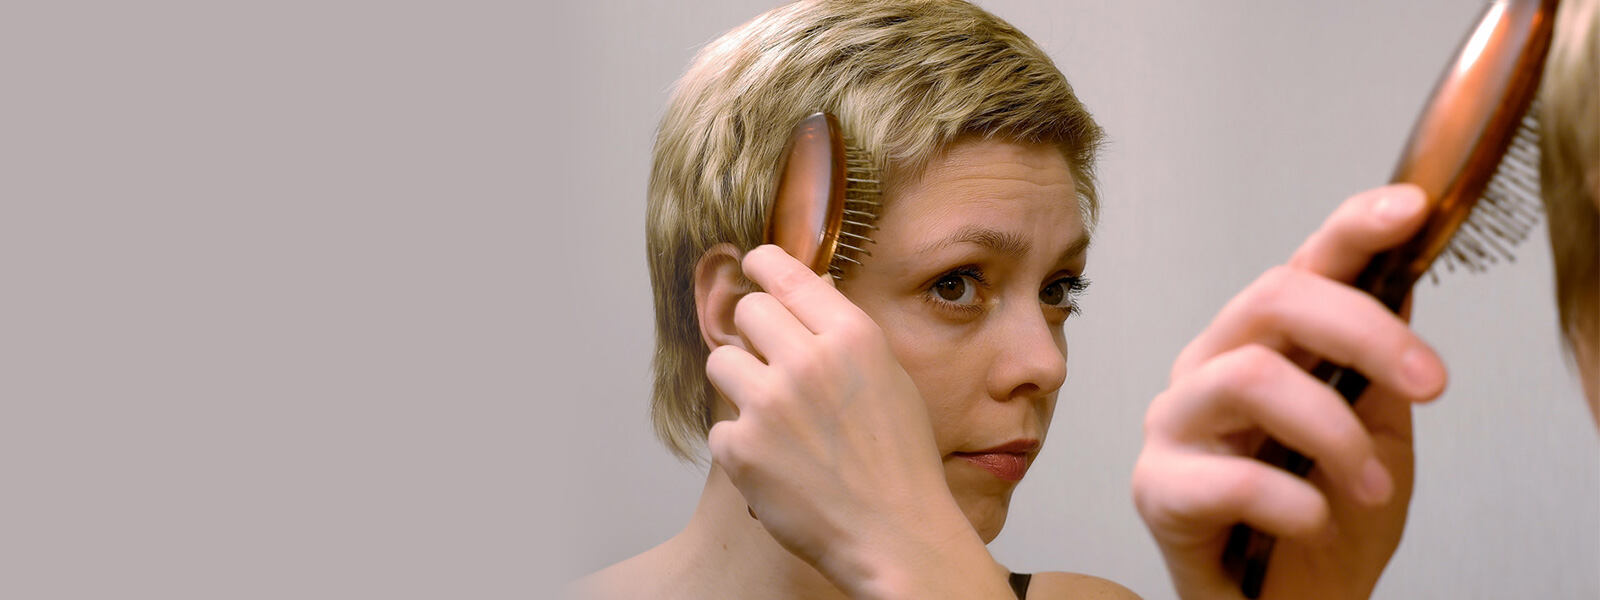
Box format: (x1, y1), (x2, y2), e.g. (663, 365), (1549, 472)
(952, 439), (1039, 482)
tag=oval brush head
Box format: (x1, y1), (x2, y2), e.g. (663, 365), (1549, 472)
(766, 112), (881, 279)
(1375, 0), (1558, 290)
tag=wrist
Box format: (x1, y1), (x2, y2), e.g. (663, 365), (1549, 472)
(834, 501), (1012, 600)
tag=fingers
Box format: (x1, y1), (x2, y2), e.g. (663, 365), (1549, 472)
(742, 245), (864, 333)
(732, 291), (811, 364)
(706, 417), (750, 479)
(1173, 266), (1447, 402)
(1134, 451), (1333, 545)
(705, 343), (768, 417)
(1150, 345), (1394, 506)
(1288, 184), (1429, 282)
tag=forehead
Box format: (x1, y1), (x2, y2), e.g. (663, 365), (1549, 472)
(907, 138), (1076, 191)
(875, 138), (1085, 252)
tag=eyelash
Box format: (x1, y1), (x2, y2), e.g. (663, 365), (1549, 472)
(921, 267), (1090, 318)
(1043, 276), (1090, 317)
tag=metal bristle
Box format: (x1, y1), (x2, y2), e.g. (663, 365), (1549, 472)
(1424, 106), (1543, 283)
(829, 142), (881, 279)
(835, 241), (871, 258)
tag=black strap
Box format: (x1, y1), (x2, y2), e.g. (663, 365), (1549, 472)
(1008, 572), (1032, 599)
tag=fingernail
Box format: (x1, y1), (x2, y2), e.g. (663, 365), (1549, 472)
(1374, 189), (1424, 221)
(1358, 458), (1393, 505)
(1401, 346), (1441, 394)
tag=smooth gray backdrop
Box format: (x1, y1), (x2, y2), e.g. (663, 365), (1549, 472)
(6, 1), (1594, 599)
(556, 1), (1598, 599)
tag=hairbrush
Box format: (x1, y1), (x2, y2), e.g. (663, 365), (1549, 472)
(1222, 0), (1561, 596)
(741, 112), (881, 522)
(766, 112), (882, 278)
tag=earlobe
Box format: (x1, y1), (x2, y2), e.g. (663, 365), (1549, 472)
(695, 243), (753, 352)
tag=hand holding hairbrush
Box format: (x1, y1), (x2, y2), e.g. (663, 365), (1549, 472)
(1132, 2), (1558, 599)
(705, 114), (1009, 599)
(1220, 0), (1560, 596)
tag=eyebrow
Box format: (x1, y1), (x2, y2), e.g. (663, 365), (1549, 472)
(915, 225), (1090, 264)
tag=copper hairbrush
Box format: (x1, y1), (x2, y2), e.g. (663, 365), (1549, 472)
(766, 112), (882, 278)
(1223, 0), (1560, 596)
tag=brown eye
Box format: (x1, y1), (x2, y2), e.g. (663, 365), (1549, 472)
(1040, 276), (1088, 312)
(932, 274), (976, 303)
(1040, 280), (1067, 307)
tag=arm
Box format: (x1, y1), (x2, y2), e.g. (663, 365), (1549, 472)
(1132, 184), (1448, 600)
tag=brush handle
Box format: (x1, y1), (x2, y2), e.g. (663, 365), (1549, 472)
(1222, 246), (1414, 599)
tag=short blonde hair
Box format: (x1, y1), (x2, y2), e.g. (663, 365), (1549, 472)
(1539, 0), (1599, 357)
(645, 0), (1105, 461)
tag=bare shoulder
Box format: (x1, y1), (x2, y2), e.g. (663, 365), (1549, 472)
(565, 561), (632, 600)
(1025, 571), (1142, 600)
(566, 550), (667, 600)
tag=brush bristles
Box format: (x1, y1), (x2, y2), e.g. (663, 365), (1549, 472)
(830, 142), (883, 280)
(1429, 106), (1543, 282)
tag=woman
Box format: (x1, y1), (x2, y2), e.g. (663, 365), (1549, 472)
(574, 1), (1135, 597)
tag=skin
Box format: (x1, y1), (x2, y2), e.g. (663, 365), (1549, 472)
(575, 138), (1136, 599)
(1133, 184), (1451, 600)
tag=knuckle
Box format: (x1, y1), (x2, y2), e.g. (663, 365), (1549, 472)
(1217, 465), (1264, 510)
(1321, 406), (1368, 447)
(1208, 345), (1279, 401)
(1130, 456), (1197, 529)
(705, 344), (737, 372)
(1286, 235), (1323, 271)
(1170, 344), (1203, 385)
(1143, 390), (1179, 438)
(1223, 266), (1296, 328)
(767, 262), (816, 298)
(734, 292), (771, 319)
(1152, 460), (1238, 524)
(707, 425), (742, 468)
(1253, 265), (1299, 307)
(1129, 457), (1160, 515)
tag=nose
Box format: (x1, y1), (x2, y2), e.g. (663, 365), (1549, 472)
(986, 302), (1068, 402)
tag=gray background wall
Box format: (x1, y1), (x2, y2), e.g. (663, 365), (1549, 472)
(6, 1), (1594, 599)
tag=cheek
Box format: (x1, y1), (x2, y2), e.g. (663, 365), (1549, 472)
(879, 315), (989, 451)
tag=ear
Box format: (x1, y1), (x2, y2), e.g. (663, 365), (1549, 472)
(694, 243), (753, 353)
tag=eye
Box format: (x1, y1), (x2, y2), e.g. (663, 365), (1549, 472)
(1040, 276), (1088, 313)
(932, 273), (979, 304)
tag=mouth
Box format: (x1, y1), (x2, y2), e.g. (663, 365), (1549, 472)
(951, 439), (1040, 482)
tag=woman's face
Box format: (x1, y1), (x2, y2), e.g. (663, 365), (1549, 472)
(840, 137), (1087, 542)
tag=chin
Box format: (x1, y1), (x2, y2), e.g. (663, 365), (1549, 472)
(950, 484), (1018, 543)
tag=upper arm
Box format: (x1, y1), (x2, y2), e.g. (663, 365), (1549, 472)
(1025, 571), (1142, 600)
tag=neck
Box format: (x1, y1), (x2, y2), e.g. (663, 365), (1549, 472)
(661, 463), (850, 600)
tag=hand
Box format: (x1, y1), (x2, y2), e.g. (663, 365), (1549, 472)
(1132, 184), (1449, 600)
(705, 245), (1007, 599)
